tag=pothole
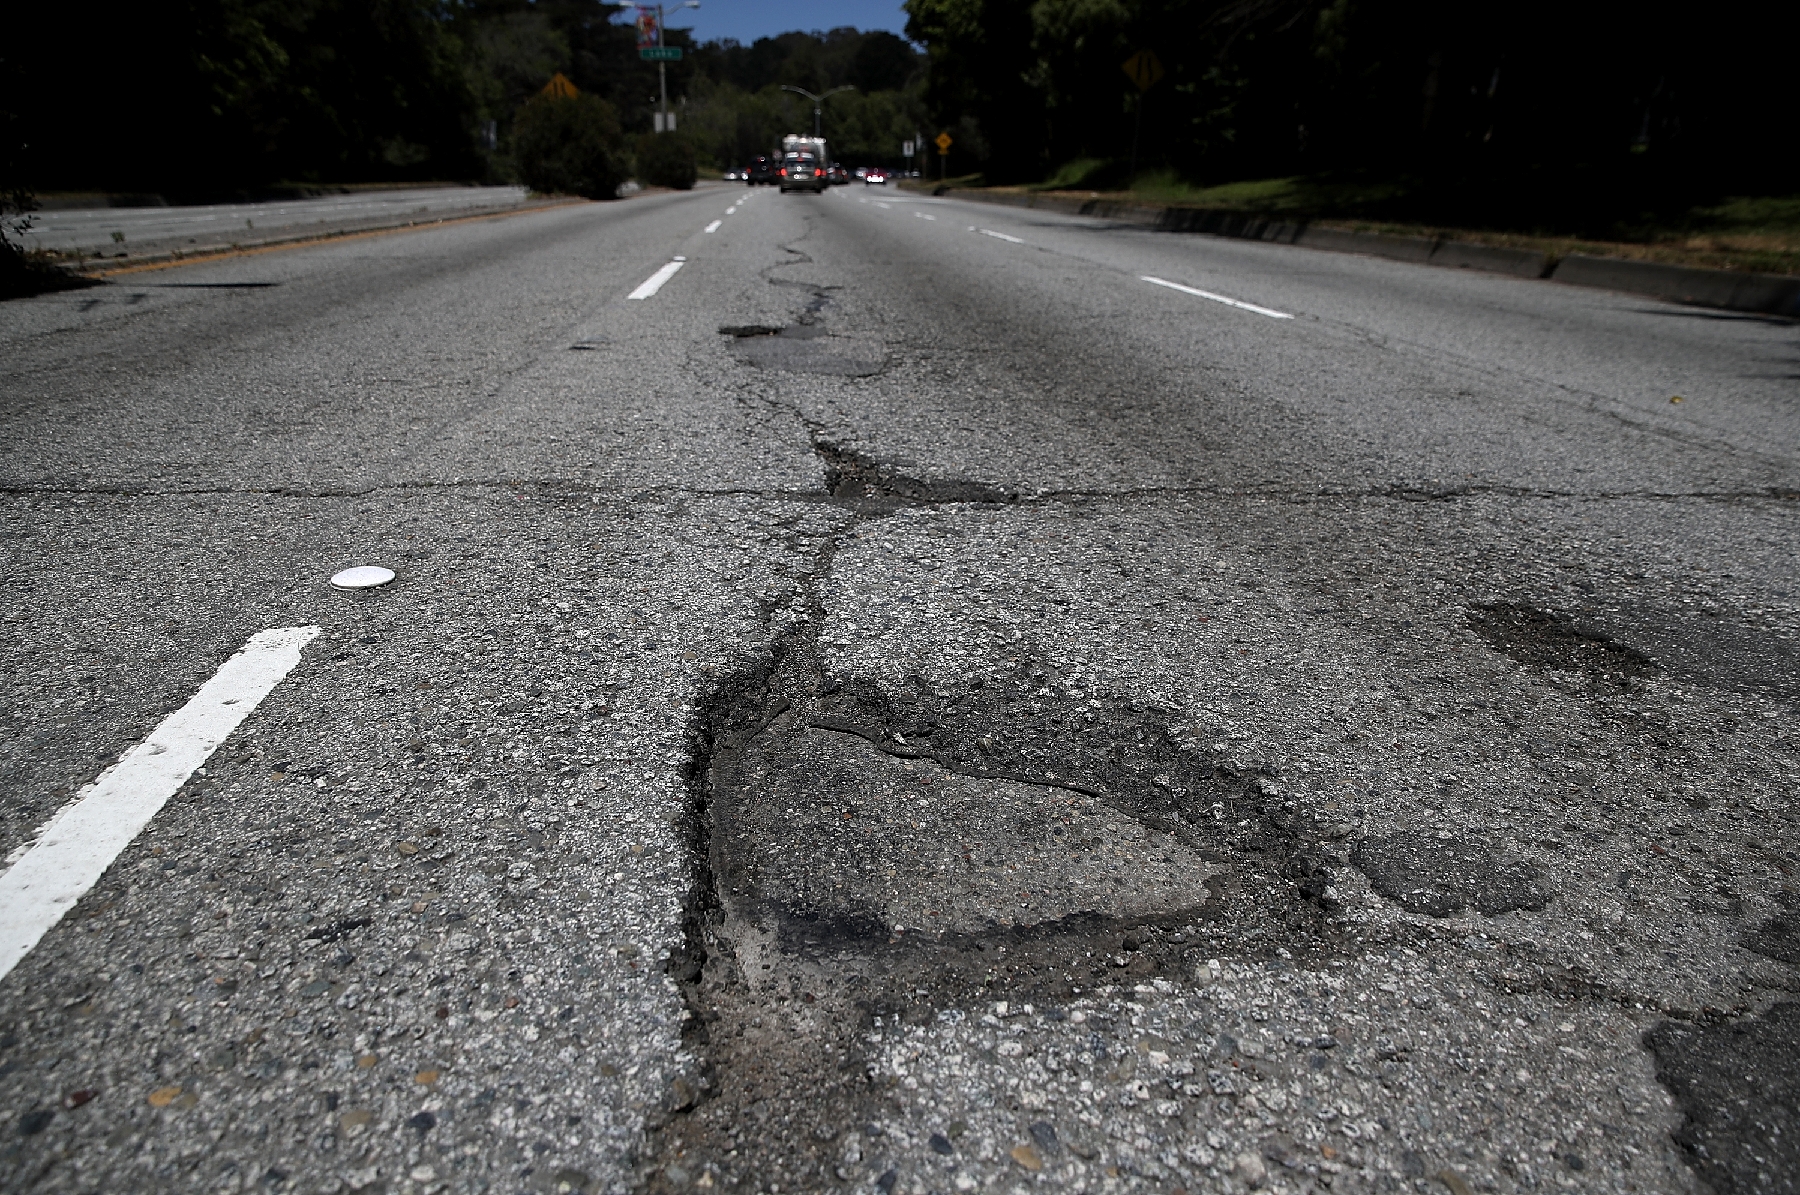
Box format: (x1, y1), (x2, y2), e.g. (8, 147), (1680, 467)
(1741, 891), (1800, 964)
(721, 295), (885, 377)
(644, 614), (1345, 1191)
(1350, 832), (1550, 916)
(812, 439), (1013, 509)
(1466, 602), (1657, 681)
(1644, 1003), (1800, 1195)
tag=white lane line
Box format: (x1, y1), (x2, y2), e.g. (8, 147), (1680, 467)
(914, 212), (936, 221)
(0, 626), (320, 982)
(628, 259), (686, 299)
(1140, 275), (1294, 320)
(978, 228), (1023, 243)
(704, 220), (722, 233)
(874, 202), (892, 209)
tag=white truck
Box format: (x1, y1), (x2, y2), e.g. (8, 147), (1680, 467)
(781, 134), (828, 161)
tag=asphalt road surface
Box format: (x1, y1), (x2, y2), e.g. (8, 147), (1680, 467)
(20, 186), (536, 259)
(2, 181), (1797, 1195)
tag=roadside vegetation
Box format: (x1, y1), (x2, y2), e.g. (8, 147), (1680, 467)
(5, 5), (923, 203)
(5, 1), (1792, 279)
(903, 0), (1796, 272)
(955, 174), (1800, 276)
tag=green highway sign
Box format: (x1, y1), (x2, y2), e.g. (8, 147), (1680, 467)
(639, 46), (682, 61)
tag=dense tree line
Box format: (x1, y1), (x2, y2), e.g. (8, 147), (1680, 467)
(682, 28), (927, 168)
(904, 0), (1797, 228)
(3, 1), (922, 197)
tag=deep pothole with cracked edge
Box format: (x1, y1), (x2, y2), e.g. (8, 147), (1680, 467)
(630, 435), (1374, 1191)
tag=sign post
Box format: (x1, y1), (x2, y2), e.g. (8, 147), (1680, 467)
(935, 131), (952, 182)
(1120, 50), (1164, 182)
(615, 1), (698, 133)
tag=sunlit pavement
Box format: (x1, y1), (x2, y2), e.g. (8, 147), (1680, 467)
(2, 180), (1797, 1194)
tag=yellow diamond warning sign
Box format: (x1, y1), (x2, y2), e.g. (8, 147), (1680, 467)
(1121, 50), (1164, 92)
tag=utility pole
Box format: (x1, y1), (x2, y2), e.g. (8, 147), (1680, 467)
(780, 85), (855, 139)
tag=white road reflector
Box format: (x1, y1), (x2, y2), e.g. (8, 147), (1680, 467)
(330, 565), (394, 590)
(978, 228), (1023, 243)
(0, 626), (321, 983)
(628, 260), (686, 299)
(705, 220), (722, 233)
(1140, 275), (1294, 319)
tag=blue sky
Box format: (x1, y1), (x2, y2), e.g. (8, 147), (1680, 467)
(617, 1), (915, 46)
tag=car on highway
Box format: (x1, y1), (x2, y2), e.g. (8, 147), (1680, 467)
(827, 163), (849, 186)
(863, 168), (888, 185)
(721, 167), (746, 181)
(747, 156), (776, 185)
(778, 153), (827, 194)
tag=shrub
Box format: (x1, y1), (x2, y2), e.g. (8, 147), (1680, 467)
(512, 94), (630, 200)
(634, 131), (697, 190)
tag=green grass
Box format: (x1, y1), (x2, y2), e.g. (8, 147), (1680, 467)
(1121, 171), (1408, 210)
(1021, 164), (1407, 210)
(1028, 158), (1110, 191)
(1001, 163), (1800, 274)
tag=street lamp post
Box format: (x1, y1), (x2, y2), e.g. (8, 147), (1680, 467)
(779, 85), (855, 139)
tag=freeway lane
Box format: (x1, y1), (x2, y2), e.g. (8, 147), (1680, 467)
(1, 180), (1797, 1195)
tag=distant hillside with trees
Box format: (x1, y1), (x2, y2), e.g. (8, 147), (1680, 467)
(902, 0), (1798, 235)
(3, 1), (923, 198)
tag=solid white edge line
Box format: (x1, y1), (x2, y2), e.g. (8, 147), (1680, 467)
(704, 220), (722, 233)
(0, 625), (321, 982)
(628, 260), (685, 300)
(978, 228), (1024, 244)
(1140, 275), (1294, 319)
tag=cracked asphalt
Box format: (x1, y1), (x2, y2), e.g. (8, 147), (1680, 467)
(1, 180), (1797, 1195)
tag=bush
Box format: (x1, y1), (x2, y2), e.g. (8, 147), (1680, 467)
(513, 94), (630, 200)
(634, 131), (698, 190)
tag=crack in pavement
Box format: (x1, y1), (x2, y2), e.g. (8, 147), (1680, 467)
(2, 478), (1794, 505)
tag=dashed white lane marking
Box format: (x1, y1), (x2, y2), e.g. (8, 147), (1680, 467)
(628, 259), (686, 299)
(0, 626), (320, 983)
(978, 228), (1023, 243)
(705, 220), (722, 233)
(874, 202), (892, 209)
(1140, 275), (1293, 319)
(914, 212), (936, 221)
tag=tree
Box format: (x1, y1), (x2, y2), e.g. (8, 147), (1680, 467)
(513, 93), (630, 198)
(634, 130), (698, 189)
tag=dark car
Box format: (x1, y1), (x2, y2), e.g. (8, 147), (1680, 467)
(747, 156), (776, 185)
(778, 153), (827, 194)
(827, 163), (850, 186)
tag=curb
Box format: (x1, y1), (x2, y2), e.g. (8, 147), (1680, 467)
(1548, 254), (1800, 315)
(928, 187), (1799, 317)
